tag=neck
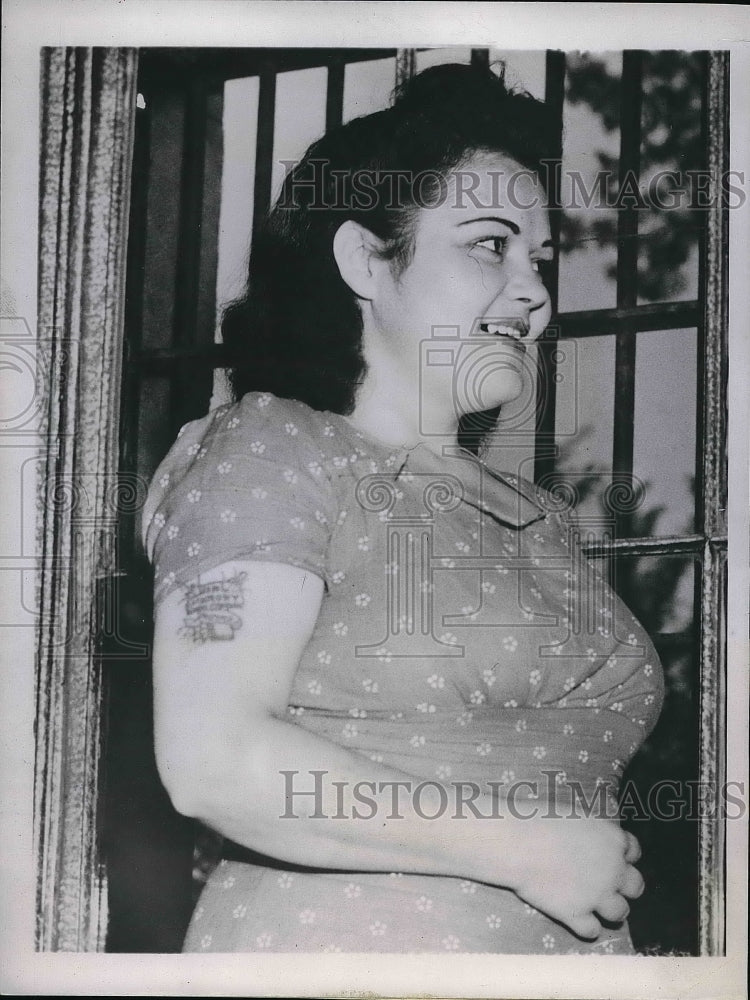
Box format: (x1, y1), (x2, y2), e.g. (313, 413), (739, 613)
(347, 321), (463, 455)
(346, 378), (461, 458)
(345, 402), (458, 457)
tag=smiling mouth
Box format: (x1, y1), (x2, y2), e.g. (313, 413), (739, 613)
(479, 320), (529, 352)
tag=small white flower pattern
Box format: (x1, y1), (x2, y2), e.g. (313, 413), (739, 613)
(151, 393), (661, 956)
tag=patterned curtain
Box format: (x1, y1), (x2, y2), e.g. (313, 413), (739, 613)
(34, 47), (138, 951)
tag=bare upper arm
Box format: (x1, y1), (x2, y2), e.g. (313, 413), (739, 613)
(151, 559), (325, 807)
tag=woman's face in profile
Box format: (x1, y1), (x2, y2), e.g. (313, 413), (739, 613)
(370, 151), (553, 412)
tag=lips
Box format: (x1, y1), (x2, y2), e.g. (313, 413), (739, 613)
(479, 319), (530, 353)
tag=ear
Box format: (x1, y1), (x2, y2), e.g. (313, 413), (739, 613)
(332, 220), (385, 300)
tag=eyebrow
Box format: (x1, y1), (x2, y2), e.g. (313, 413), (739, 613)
(458, 216), (521, 234)
(458, 215), (558, 250)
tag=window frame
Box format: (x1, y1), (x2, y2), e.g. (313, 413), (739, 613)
(33, 45), (728, 954)
(123, 45), (730, 955)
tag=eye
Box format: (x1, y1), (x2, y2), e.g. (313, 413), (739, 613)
(474, 236), (508, 257)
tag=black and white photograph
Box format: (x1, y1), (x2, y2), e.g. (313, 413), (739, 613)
(1, 2), (748, 997)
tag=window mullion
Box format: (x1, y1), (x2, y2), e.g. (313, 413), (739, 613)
(325, 56), (345, 132)
(251, 65), (276, 251)
(612, 50), (644, 540)
(534, 49), (566, 485)
(556, 300), (699, 337)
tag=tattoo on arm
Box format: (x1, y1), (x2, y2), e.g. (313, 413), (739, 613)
(180, 572), (248, 643)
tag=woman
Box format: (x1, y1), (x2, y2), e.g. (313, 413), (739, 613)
(143, 63), (663, 954)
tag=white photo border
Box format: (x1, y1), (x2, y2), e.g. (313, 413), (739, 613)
(1, 2), (748, 997)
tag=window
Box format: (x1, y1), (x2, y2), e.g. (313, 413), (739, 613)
(103, 47), (727, 954)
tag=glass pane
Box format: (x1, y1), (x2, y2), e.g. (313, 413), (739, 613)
(607, 553), (699, 954)
(637, 52), (703, 305)
(633, 328), (697, 537)
(271, 67), (328, 202)
(343, 57), (396, 122)
(489, 49), (546, 100)
(559, 52), (622, 312)
(415, 47), (472, 72)
(216, 76), (259, 319)
(608, 553), (695, 636)
(552, 334), (616, 535)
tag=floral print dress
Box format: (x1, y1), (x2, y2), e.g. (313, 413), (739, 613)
(143, 391), (664, 954)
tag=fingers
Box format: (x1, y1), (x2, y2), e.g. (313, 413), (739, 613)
(596, 894), (630, 924)
(567, 914), (602, 940)
(619, 864), (645, 899)
(623, 830), (641, 864)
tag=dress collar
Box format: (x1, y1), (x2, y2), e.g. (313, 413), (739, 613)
(393, 442), (547, 529)
(334, 414), (547, 530)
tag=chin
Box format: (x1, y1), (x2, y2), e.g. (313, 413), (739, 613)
(453, 342), (532, 413)
(458, 372), (525, 413)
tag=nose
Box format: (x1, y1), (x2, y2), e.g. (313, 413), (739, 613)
(504, 257), (550, 315)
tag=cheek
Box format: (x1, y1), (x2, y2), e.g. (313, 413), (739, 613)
(443, 258), (504, 310)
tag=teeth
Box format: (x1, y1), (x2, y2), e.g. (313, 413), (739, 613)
(483, 323), (527, 340)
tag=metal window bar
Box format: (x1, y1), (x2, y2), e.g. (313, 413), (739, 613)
(251, 65), (276, 248)
(534, 49), (566, 484)
(117, 47), (727, 954)
(326, 56), (345, 132)
(470, 48), (490, 71)
(612, 50), (644, 541)
(396, 48), (415, 87)
(172, 78), (209, 351)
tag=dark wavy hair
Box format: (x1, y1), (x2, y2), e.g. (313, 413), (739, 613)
(222, 62), (557, 449)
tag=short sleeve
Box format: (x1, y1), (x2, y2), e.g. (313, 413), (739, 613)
(142, 392), (337, 601)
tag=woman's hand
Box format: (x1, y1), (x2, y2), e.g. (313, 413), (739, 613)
(501, 811), (644, 939)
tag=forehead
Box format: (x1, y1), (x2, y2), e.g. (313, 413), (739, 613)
(415, 151), (550, 241)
